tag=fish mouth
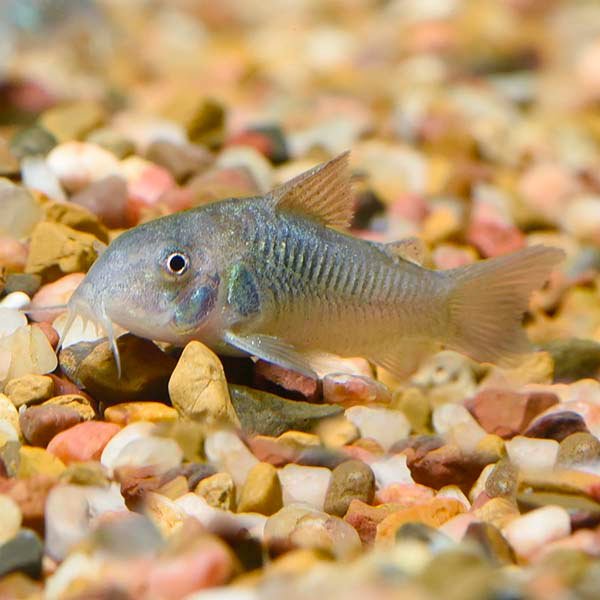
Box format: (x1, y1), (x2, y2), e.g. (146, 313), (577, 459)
(60, 288), (123, 377)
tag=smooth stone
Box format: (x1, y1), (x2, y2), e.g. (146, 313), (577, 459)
(59, 461), (110, 488)
(517, 491), (600, 530)
(47, 421), (121, 464)
(277, 430), (320, 453)
(92, 512), (163, 558)
(393, 386), (431, 433)
(100, 421), (156, 469)
(432, 403), (487, 450)
(44, 483), (127, 560)
(506, 436), (559, 472)
(0, 441), (20, 477)
(295, 446), (348, 469)
(25, 222), (99, 280)
(524, 411), (589, 442)
(237, 462), (283, 516)
(0, 308), (27, 339)
(104, 402), (178, 426)
(264, 504), (361, 559)
(315, 415), (359, 448)
(46, 141), (120, 193)
(0, 529), (43, 579)
(204, 430), (258, 488)
(485, 459), (520, 499)
(0, 326), (57, 387)
(343, 499), (403, 547)
(75, 334), (178, 404)
(168, 341), (238, 426)
(503, 505), (571, 559)
(345, 406), (410, 451)
(19, 404), (83, 447)
(254, 359), (318, 402)
(20, 155), (66, 202)
(107, 435), (183, 474)
(466, 388), (559, 438)
(18, 446), (65, 478)
(0, 494), (22, 544)
(376, 498), (466, 547)
(394, 521), (453, 551)
(229, 385), (342, 437)
(369, 454), (414, 488)
(323, 459), (375, 517)
(40, 101), (105, 142)
(10, 125), (57, 159)
(146, 140), (212, 183)
(322, 372), (391, 408)
(436, 485), (471, 510)
(0, 474), (57, 530)
(175, 493), (266, 539)
(0, 293), (30, 312)
(216, 145), (273, 193)
(195, 472), (236, 512)
(557, 432), (600, 467)
(0, 393), (20, 437)
(86, 128), (135, 159)
(42, 394), (96, 421)
(473, 497), (521, 530)
(144, 492), (186, 537)
(279, 464), (331, 510)
(0, 179), (43, 239)
(29, 272), (85, 323)
(70, 175), (129, 229)
(0, 236), (27, 271)
(3, 273), (41, 297)
(544, 339), (600, 382)
(464, 521), (515, 566)
(43, 200), (109, 243)
(376, 482), (435, 506)
(4, 374), (54, 408)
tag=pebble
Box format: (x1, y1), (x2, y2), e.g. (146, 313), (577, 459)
(369, 454), (414, 489)
(228, 385), (342, 437)
(0, 494), (22, 544)
(322, 372), (391, 407)
(74, 334), (178, 404)
(0, 308), (27, 340)
(523, 411), (589, 442)
(104, 402), (178, 426)
(44, 483), (127, 560)
(463, 521), (515, 566)
(345, 406), (410, 451)
(466, 388), (559, 438)
(46, 141), (121, 193)
(376, 482), (435, 506)
(43, 393), (95, 421)
(168, 341), (238, 426)
(237, 462), (283, 515)
(19, 404), (83, 447)
(204, 430), (258, 488)
(323, 459), (375, 517)
(146, 140), (212, 182)
(485, 459), (520, 499)
(196, 472), (236, 511)
(10, 125), (57, 159)
(70, 175), (129, 229)
(47, 421), (121, 464)
(29, 273), (85, 322)
(544, 338), (600, 382)
(20, 155), (66, 203)
(556, 432), (600, 467)
(279, 464), (332, 510)
(315, 415), (359, 448)
(0, 179), (43, 239)
(85, 127), (135, 159)
(0, 474), (56, 530)
(0, 237), (27, 271)
(376, 498), (466, 547)
(343, 500), (401, 546)
(4, 373), (54, 408)
(43, 199), (109, 242)
(0, 394), (19, 434)
(517, 491), (600, 530)
(106, 434), (183, 474)
(39, 101), (105, 142)
(503, 505), (571, 559)
(253, 360), (319, 402)
(505, 435), (560, 472)
(432, 403), (487, 450)
(473, 497), (520, 530)
(25, 222), (99, 280)
(59, 461), (110, 488)
(264, 504), (361, 559)
(0, 529), (43, 579)
(18, 446), (65, 478)
(3, 273), (41, 297)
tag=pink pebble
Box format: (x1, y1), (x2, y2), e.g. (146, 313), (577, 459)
(0, 236), (27, 271)
(375, 483), (435, 506)
(47, 421), (121, 464)
(439, 513), (477, 543)
(466, 220), (525, 258)
(29, 273), (85, 322)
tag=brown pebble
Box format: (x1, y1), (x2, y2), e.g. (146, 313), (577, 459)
(523, 411), (589, 442)
(19, 404), (83, 447)
(324, 460), (375, 517)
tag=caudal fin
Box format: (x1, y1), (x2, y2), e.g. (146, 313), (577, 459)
(446, 245), (565, 365)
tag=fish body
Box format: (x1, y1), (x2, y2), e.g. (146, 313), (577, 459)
(66, 153), (564, 377)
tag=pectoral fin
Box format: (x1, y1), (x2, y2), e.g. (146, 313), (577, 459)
(223, 331), (317, 379)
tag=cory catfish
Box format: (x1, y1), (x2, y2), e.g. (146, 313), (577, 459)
(62, 152), (564, 377)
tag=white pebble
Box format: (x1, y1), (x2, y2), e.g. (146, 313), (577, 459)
(0, 292), (31, 311)
(506, 435), (559, 472)
(204, 431), (258, 488)
(21, 155), (66, 202)
(278, 464), (331, 510)
(101, 421), (157, 470)
(109, 436), (183, 473)
(0, 308), (27, 338)
(217, 146), (273, 193)
(369, 454), (414, 489)
(432, 403), (486, 451)
(436, 485), (471, 510)
(503, 505), (571, 558)
(345, 406), (410, 451)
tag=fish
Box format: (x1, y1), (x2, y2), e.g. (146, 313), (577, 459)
(61, 151), (565, 378)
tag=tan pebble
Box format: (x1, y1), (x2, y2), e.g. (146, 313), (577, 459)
(473, 497), (520, 529)
(59, 461), (110, 487)
(168, 341), (239, 426)
(43, 394), (95, 421)
(315, 415), (359, 447)
(156, 475), (189, 500)
(5, 374), (54, 408)
(0, 393), (20, 437)
(195, 472), (236, 511)
(34, 322), (59, 349)
(0, 494), (22, 544)
(391, 387), (431, 434)
(237, 462), (282, 516)
(375, 498), (465, 547)
(18, 445), (66, 478)
(277, 430), (321, 451)
(476, 434), (506, 463)
(104, 402), (178, 426)
(144, 491), (186, 537)
(485, 459), (519, 499)
(43, 200), (109, 242)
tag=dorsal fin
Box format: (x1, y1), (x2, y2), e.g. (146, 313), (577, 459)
(383, 237), (425, 265)
(269, 151), (354, 229)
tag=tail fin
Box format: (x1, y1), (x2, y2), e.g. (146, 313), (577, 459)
(445, 245), (564, 365)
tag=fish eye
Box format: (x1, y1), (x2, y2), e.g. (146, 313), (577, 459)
(165, 252), (189, 276)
